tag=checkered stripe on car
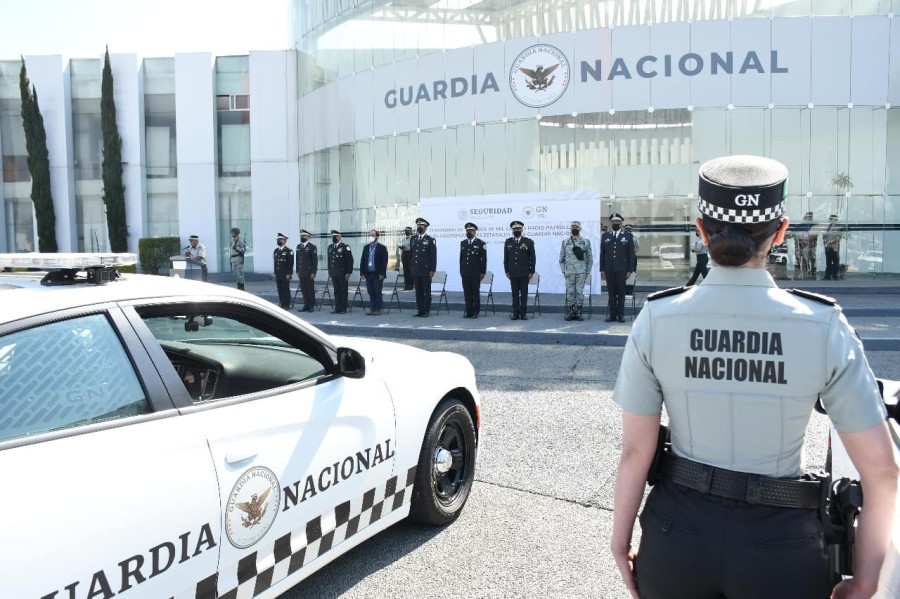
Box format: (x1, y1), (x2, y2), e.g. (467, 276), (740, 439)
(216, 466), (417, 599)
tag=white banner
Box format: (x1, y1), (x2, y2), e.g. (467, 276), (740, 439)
(420, 191), (602, 295)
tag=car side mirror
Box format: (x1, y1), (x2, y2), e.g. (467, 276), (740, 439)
(337, 347), (366, 379)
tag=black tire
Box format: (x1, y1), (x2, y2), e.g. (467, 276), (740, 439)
(409, 398), (477, 525)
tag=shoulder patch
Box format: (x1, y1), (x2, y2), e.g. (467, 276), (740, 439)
(786, 288), (837, 306)
(646, 286), (690, 301)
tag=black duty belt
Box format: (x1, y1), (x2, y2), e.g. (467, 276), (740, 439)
(660, 452), (821, 510)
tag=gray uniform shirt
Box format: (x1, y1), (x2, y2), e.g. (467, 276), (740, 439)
(613, 267), (885, 478)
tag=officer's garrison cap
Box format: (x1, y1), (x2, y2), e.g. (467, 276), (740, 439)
(698, 155), (788, 224)
(510, 220), (524, 228)
(276, 232), (288, 240)
(465, 222), (478, 231)
(415, 217), (430, 227)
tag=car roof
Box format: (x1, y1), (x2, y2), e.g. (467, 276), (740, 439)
(0, 273), (247, 326)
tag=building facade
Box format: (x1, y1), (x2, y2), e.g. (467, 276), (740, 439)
(1, 0), (898, 281)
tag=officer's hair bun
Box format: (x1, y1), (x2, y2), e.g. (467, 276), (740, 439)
(703, 216), (781, 267)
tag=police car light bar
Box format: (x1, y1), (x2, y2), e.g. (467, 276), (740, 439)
(0, 252), (137, 270)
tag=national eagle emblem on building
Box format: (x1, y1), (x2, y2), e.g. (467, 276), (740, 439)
(510, 44), (570, 108)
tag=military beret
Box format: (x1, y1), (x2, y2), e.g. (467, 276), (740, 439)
(300, 229), (310, 236)
(570, 221), (581, 228)
(510, 220), (524, 228)
(609, 214), (624, 222)
(465, 222), (478, 231)
(330, 229), (341, 236)
(276, 232), (288, 240)
(415, 218), (430, 227)
(697, 155), (788, 225)
(189, 234), (200, 240)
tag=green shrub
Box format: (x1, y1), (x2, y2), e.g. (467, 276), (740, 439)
(138, 236), (181, 275)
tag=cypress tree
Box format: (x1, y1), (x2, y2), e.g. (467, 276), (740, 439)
(19, 59), (58, 252)
(101, 48), (127, 252)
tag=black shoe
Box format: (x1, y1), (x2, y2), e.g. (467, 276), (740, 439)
(463, 313), (472, 318)
(575, 313), (584, 322)
(413, 312), (425, 317)
(335, 310), (347, 314)
(510, 314), (519, 320)
(471, 313), (478, 319)
(617, 316), (626, 323)
(605, 316), (615, 322)
(565, 313), (574, 321)
(520, 315), (528, 321)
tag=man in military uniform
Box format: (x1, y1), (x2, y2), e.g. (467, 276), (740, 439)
(459, 222), (487, 318)
(185, 234), (208, 281)
(327, 229), (353, 314)
(229, 227), (246, 290)
(504, 220), (536, 320)
(410, 217), (437, 317)
(399, 226), (414, 290)
(295, 229), (318, 312)
(273, 233), (293, 310)
(792, 211), (818, 280)
(822, 214), (843, 280)
(599, 213), (636, 322)
(559, 220), (592, 321)
(624, 223), (640, 253)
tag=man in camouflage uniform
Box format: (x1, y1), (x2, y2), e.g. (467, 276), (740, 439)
(559, 220), (593, 321)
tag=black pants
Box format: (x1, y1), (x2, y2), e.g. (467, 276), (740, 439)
(332, 275), (348, 312)
(510, 276), (528, 317)
(413, 274), (432, 314)
(824, 247), (840, 280)
(636, 480), (830, 599)
(461, 275), (481, 316)
(401, 253), (413, 289)
(686, 254), (709, 286)
(299, 273), (316, 309)
(605, 270), (627, 318)
(275, 275), (291, 309)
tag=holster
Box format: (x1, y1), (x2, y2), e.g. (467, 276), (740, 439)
(646, 425), (670, 486)
(822, 476), (863, 578)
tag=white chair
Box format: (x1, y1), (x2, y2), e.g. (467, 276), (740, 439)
(527, 273), (541, 317)
(430, 271), (449, 315)
(479, 271), (495, 315)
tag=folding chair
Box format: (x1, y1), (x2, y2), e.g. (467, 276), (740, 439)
(479, 271), (495, 315)
(350, 276), (365, 312)
(383, 271), (402, 314)
(315, 270), (332, 312)
(430, 271), (449, 315)
(527, 272), (541, 317)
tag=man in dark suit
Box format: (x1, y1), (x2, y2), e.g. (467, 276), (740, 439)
(598, 213), (636, 322)
(359, 229), (389, 315)
(410, 217), (437, 317)
(295, 229), (318, 312)
(273, 233), (294, 310)
(327, 229), (354, 314)
(503, 220), (536, 320)
(459, 222), (487, 318)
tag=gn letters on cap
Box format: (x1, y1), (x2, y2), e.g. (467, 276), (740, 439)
(697, 155), (788, 224)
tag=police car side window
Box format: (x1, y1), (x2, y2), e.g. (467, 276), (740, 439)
(0, 314), (149, 442)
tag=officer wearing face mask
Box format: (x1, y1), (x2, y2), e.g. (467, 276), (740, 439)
(273, 233), (294, 310)
(504, 220), (536, 320)
(327, 229), (354, 314)
(410, 217), (437, 317)
(560, 220), (593, 321)
(295, 229), (318, 312)
(599, 213), (636, 322)
(459, 222), (487, 318)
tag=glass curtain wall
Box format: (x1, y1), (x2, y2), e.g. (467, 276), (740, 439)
(143, 58), (178, 238)
(70, 59), (107, 252)
(0, 60), (34, 252)
(215, 56), (252, 272)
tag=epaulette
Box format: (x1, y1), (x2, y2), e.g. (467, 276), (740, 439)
(786, 288), (837, 306)
(646, 286), (690, 301)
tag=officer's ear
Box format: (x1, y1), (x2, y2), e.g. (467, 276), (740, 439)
(773, 217), (790, 246)
(695, 218), (709, 246)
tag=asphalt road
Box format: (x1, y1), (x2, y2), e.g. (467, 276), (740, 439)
(279, 341), (900, 599)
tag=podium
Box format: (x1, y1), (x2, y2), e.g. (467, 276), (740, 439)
(169, 256), (203, 280)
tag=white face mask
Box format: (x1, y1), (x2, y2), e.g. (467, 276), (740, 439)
(367, 236), (376, 244)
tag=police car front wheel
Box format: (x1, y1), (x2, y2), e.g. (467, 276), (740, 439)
(409, 398), (477, 525)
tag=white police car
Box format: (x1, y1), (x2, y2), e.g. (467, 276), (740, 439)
(0, 253), (480, 599)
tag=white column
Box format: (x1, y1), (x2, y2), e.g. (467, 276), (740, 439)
(110, 53), (146, 254)
(250, 50), (300, 272)
(174, 53), (218, 272)
(26, 55), (77, 251)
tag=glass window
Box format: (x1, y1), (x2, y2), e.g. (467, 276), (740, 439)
(0, 314), (148, 442)
(138, 306), (331, 402)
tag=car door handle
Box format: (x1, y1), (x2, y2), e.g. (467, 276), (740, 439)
(225, 449), (258, 464)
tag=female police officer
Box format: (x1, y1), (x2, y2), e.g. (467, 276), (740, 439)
(610, 155), (898, 599)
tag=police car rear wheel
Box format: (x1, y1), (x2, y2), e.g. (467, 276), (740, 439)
(409, 398), (476, 525)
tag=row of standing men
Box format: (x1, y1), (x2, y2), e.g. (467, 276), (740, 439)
(270, 215), (637, 321)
